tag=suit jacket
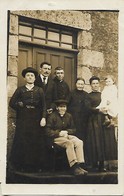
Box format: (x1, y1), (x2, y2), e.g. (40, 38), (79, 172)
(53, 77), (70, 101)
(35, 75), (57, 110)
(46, 111), (76, 145)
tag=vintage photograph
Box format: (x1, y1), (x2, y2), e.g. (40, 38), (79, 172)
(6, 9), (118, 185)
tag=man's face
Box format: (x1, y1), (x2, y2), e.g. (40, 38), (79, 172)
(40, 64), (52, 77)
(24, 72), (35, 84)
(55, 69), (64, 81)
(57, 104), (67, 116)
(91, 79), (100, 92)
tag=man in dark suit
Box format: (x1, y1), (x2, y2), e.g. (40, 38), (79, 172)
(35, 62), (57, 114)
(53, 66), (70, 101)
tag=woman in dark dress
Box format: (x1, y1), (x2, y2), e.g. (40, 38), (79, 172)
(85, 76), (117, 171)
(68, 78), (89, 141)
(9, 67), (46, 172)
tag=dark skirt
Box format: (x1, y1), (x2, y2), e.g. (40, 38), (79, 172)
(85, 112), (117, 165)
(10, 107), (47, 170)
(103, 125), (117, 160)
(70, 111), (87, 141)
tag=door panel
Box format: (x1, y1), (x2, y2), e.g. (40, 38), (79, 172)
(50, 54), (60, 74)
(34, 51), (47, 71)
(19, 44), (76, 90)
(18, 46), (32, 86)
(64, 56), (74, 89)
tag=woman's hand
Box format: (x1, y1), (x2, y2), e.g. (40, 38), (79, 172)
(99, 107), (107, 114)
(40, 118), (46, 127)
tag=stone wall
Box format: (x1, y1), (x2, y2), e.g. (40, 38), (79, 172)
(7, 10), (118, 160)
(78, 11), (118, 91)
(88, 11), (118, 87)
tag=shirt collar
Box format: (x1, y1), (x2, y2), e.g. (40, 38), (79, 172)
(40, 74), (48, 83)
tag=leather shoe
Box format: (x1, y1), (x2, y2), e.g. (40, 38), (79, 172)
(72, 166), (87, 176)
(79, 167), (88, 175)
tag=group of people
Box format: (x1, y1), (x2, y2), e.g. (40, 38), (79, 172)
(9, 62), (117, 176)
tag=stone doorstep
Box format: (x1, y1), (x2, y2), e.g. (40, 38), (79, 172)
(6, 170), (118, 184)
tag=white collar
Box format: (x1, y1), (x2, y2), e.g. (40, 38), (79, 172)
(25, 84), (34, 90)
(40, 74), (48, 82)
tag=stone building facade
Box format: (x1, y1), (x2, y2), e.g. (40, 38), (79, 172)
(7, 10), (118, 159)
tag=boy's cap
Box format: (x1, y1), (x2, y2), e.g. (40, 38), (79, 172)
(55, 99), (68, 106)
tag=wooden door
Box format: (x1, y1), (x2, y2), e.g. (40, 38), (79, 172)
(18, 45), (33, 87)
(18, 44), (76, 90)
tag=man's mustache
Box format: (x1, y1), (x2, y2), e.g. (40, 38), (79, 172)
(44, 72), (49, 74)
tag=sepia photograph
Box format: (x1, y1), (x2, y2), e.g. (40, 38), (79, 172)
(6, 9), (118, 184)
(0, 0), (124, 195)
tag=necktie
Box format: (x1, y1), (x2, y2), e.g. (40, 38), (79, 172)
(43, 77), (46, 85)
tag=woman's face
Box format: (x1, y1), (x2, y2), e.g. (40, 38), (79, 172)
(24, 72), (35, 84)
(76, 80), (85, 91)
(90, 79), (100, 92)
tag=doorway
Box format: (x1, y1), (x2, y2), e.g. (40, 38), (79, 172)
(18, 43), (77, 90)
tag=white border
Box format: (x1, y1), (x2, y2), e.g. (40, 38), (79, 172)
(0, 0), (124, 195)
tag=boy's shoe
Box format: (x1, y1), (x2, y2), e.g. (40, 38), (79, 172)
(79, 167), (88, 175)
(78, 163), (88, 174)
(73, 166), (87, 176)
(71, 163), (88, 176)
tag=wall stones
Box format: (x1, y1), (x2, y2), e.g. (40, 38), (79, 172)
(78, 49), (104, 68)
(8, 76), (17, 98)
(89, 11), (118, 81)
(11, 10), (91, 30)
(78, 31), (92, 49)
(8, 35), (18, 56)
(9, 14), (18, 35)
(8, 56), (18, 77)
(81, 66), (92, 84)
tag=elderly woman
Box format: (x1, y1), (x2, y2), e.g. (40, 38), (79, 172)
(85, 76), (117, 172)
(68, 78), (89, 141)
(9, 67), (46, 172)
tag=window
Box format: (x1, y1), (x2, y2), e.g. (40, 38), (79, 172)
(19, 18), (77, 50)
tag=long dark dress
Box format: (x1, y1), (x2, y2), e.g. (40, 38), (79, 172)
(9, 85), (46, 170)
(85, 91), (117, 165)
(68, 89), (89, 141)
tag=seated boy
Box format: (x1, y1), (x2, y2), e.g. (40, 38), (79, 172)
(46, 99), (88, 176)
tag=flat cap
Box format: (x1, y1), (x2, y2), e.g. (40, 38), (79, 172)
(54, 99), (68, 106)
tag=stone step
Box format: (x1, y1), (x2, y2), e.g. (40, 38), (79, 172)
(6, 170), (118, 184)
